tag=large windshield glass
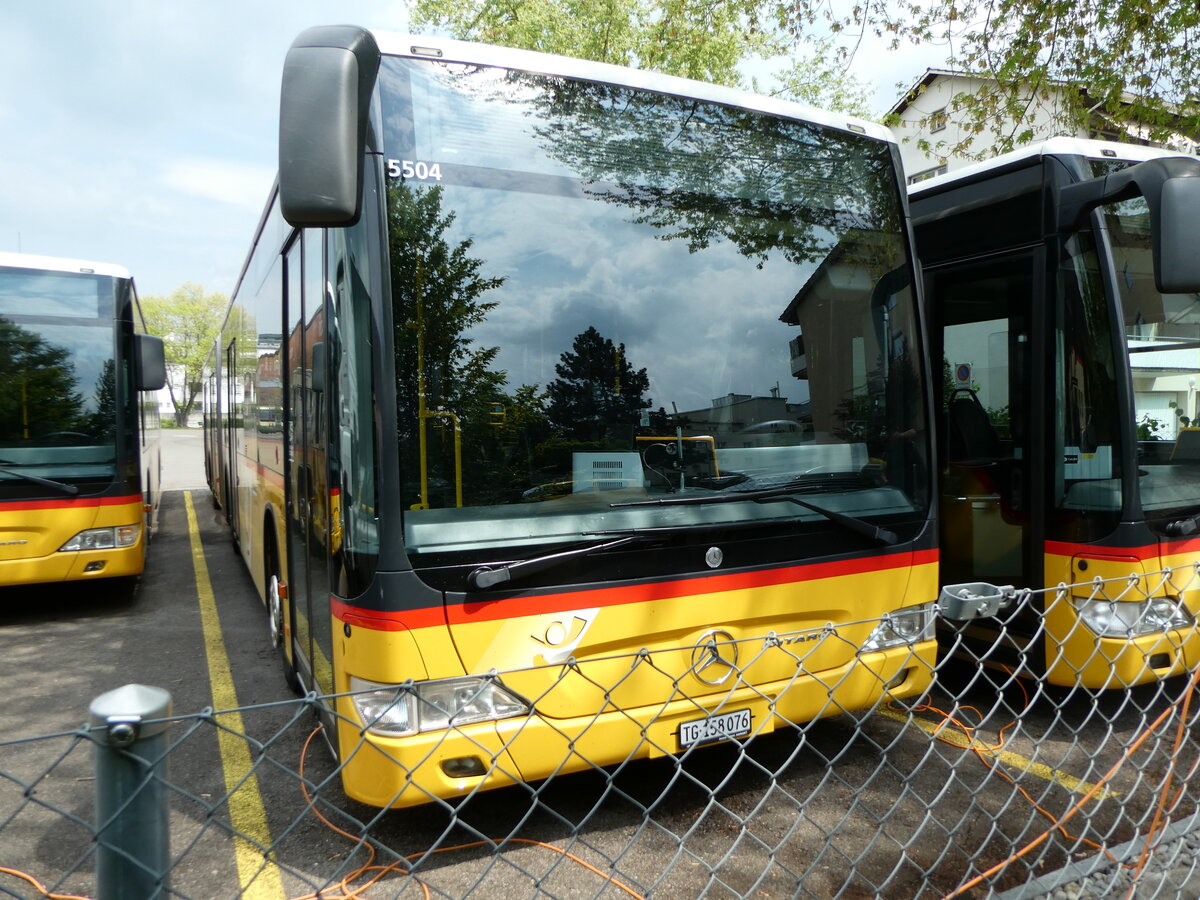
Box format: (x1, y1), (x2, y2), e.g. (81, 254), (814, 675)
(379, 58), (927, 559)
(0, 266), (122, 499)
(1100, 184), (1200, 521)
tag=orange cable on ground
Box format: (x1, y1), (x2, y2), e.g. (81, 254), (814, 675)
(293, 726), (646, 900)
(940, 660), (1200, 899)
(0, 866), (92, 900)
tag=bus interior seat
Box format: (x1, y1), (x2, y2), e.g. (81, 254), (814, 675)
(946, 388), (1002, 464)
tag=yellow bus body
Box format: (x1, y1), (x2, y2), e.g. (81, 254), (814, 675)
(331, 554), (938, 808)
(0, 495), (147, 586)
(1043, 542), (1200, 689)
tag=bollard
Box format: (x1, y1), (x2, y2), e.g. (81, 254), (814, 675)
(89, 684), (172, 900)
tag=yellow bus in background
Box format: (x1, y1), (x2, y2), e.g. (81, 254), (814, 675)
(0, 252), (165, 587)
(911, 138), (1200, 688)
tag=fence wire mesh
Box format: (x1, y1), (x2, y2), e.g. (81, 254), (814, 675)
(5, 564), (1200, 899)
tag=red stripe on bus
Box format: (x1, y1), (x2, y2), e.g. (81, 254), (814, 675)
(0, 494), (143, 512)
(333, 548), (939, 633)
(1045, 538), (1200, 560)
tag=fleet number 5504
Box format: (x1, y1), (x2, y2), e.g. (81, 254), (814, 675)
(386, 159), (443, 181)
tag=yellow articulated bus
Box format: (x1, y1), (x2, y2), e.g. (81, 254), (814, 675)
(0, 252), (165, 588)
(911, 138), (1200, 689)
(204, 26), (939, 808)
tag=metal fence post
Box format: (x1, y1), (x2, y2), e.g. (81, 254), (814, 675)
(89, 684), (172, 900)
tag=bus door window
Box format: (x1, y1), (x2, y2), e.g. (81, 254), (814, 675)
(224, 338), (238, 521)
(303, 227), (334, 697)
(931, 253), (1035, 586)
(1051, 229), (1124, 543)
(284, 238), (314, 688)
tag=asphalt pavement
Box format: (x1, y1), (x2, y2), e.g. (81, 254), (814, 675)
(161, 426), (207, 491)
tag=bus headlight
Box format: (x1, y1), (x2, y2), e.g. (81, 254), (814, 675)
(1071, 596), (1193, 638)
(860, 603), (936, 653)
(59, 525), (140, 552)
(349, 675), (530, 737)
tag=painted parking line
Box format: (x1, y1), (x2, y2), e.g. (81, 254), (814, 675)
(185, 491), (285, 899)
(877, 705), (1120, 799)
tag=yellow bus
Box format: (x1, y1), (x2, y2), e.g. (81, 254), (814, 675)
(0, 252), (165, 587)
(205, 26), (939, 808)
(911, 138), (1200, 688)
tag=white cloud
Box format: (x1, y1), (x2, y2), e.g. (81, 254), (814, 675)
(159, 159), (275, 211)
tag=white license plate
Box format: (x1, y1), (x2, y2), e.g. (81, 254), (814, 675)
(678, 708), (752, 748)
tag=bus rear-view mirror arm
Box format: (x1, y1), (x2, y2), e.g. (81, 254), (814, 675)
(278, 25), (380, 228)
(1056, 156), (1200, 295)
(135, 333), (167, 392)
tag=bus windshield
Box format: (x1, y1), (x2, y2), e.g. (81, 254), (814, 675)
(379, 58), (927, 558)
(1101, 193), (1200, 521)
(0, 266), (123, 498)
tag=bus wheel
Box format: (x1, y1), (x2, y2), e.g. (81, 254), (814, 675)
(266, 555), (302, 694)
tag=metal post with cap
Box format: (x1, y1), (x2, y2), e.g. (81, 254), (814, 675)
(89, 684), (172, 899)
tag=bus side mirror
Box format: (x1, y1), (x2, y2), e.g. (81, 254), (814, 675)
(278, 26), (380, 227)
(136, 333), (167, 391)
(1057, 156), (1200, 294)
(1157, 176), (1200, 294)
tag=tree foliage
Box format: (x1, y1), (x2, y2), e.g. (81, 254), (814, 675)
(140, 283), (227, 426)
(409, 0), (871, 111)
(799, 0), (1200, 155)
(0, 319), (86, 439)
(545, 326), (651, 441)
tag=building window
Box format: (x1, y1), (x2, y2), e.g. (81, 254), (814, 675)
(929, 107), (948, 132)
(907, 165), (948, 186)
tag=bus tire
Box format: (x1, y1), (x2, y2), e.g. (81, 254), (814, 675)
(265, 539), (302, 695)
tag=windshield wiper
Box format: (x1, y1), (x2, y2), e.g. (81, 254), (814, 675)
(466, 534), (661, 591)
(1163, 513), (1200, 537)
(0, 465), (79, 496)
(610, 484), (898, 546)
(465, 512), (807, 591)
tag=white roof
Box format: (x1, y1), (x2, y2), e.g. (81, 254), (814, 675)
(0, 251), (131, 279)
(909, 137), (1190, 195)
(371, 30), (896, 145)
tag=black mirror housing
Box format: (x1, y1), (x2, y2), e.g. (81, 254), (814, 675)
(135, 333), (167, 392)
(278, 26), (380, 227)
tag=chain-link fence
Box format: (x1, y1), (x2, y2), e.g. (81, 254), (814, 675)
(5, 565), (1200, 899)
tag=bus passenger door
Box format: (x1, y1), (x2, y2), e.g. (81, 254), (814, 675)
(284, 239), (313, 691)
(284, 232), (335, 700)
(224, 338), (239, 532)
(928, 251), (1041, 589)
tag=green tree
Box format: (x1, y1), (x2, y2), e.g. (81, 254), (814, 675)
(0, 319), (86, 440)
(141, 284), (227, 427)
(798, 0), (1200, 155)
(410, 0), (869, 111)
(388, 182), (509, 506)
(545, 327), (651, 441)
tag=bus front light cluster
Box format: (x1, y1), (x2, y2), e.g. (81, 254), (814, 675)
(860, 603), (936, 653)
(59, 525), (139, 552)
(1071, 596), (1193, 638)
(350, 675), (530, 738)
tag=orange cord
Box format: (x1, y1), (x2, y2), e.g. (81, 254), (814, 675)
(938, 660), (1200, 898)
(0, 866), (92, 900)
(292, 725), (647, 900)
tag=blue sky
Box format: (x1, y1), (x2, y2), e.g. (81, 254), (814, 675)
(1, 2), (938, 301)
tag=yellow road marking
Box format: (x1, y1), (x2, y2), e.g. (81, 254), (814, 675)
(185, 492), (285, 899)
(878, 705), (1120, 799)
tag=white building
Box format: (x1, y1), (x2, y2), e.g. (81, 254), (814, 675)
(886, 69), (1199, 186)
